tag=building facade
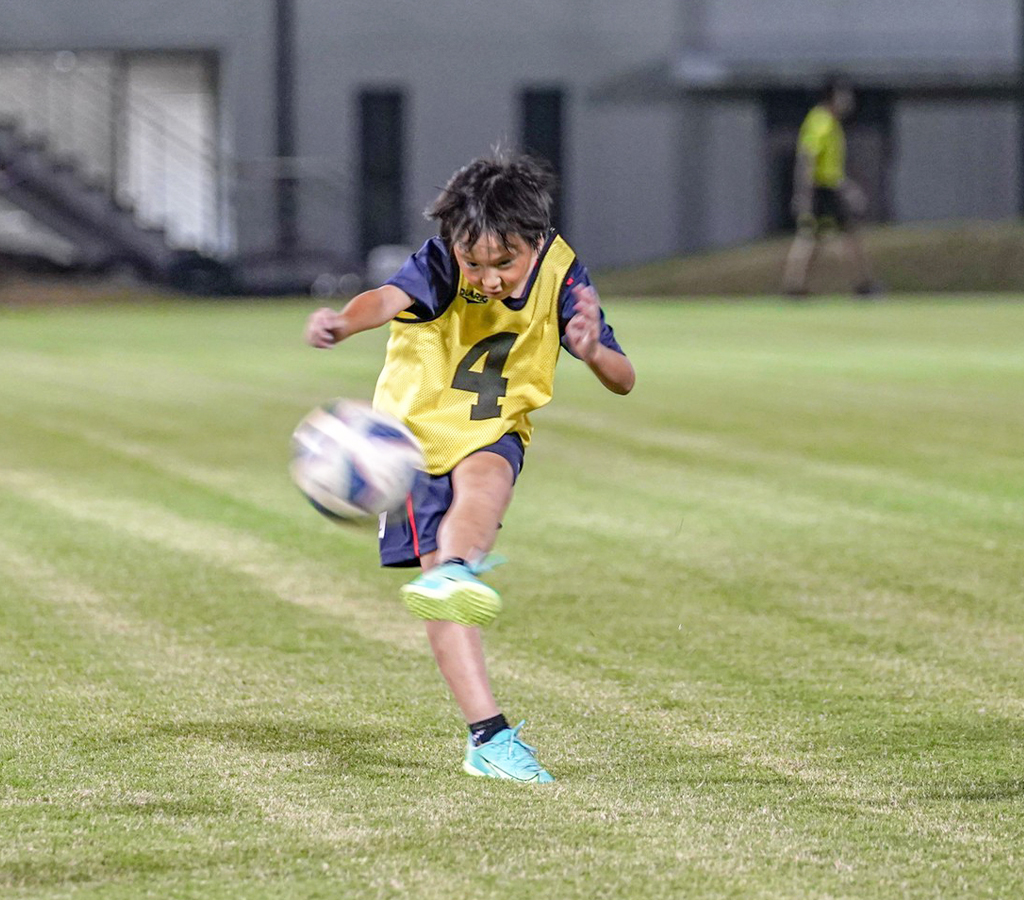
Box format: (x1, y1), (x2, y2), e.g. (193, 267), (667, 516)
(0, 0), (1019, 284)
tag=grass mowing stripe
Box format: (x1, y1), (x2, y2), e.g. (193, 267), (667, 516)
(508, 481), (1024, 735)
(0, 469), (909, 774)
(0, 521), (463, 896)
(521, 432), (1022, 624)
(3, 462), (1022, 885)
(4, 449), (1022, 752)
(0, 475), (806, 896)
(541, 406), (1019, 525)
(3, 298), (1024, 898)
(0, 563), (326, 895)
(0, 467), (423, 654)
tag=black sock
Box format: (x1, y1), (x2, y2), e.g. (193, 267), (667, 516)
(469, 713), (509, 746)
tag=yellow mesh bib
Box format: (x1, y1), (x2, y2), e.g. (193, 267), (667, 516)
(373, 235), (576, 474)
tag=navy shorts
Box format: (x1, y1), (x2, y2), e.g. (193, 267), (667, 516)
(805, 187), (850, 233)
(378, 432), (525, 568)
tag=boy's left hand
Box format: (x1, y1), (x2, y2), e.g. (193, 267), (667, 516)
(565, 284), (601, 363)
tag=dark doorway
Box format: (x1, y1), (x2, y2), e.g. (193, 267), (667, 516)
(763, 88), (893, 234)
(358, 89), (405, 256)
(520, 87), (565, 231)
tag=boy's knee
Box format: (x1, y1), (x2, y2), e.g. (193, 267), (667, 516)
(452, 452), (514, 508)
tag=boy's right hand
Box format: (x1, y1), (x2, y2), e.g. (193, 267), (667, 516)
(841, 181), (867, 217)
(305, 307), (340, 348)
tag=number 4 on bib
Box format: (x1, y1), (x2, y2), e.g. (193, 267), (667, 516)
(452, 332), (518, 420)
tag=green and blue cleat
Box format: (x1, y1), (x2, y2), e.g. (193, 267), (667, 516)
(463, 721), (555, 783)
(400, 558), (503, 626)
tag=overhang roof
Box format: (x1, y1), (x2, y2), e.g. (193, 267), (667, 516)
(591, 52), (1022, 102)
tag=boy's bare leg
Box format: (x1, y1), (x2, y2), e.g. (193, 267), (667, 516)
(436, 451), (514, 563)
(422, 618), (498, 722)
(782, 233), (817, 295)
(842, 229), (875, 292)
(420, 451), (514, 723)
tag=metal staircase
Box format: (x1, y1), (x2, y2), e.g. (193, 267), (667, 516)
(0, 52), (232, 293)
(0, 117), (227, 290)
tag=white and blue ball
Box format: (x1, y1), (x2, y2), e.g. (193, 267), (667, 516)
(290, 399), (424, 521)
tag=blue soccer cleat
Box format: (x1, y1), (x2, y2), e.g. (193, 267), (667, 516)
(463, 721), (555, 783)
(400, 558), (502, 626)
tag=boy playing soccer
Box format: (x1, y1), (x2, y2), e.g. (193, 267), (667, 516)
(304, 153), (635, 782)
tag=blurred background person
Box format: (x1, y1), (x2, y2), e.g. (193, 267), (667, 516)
(782, 76), (879, 298)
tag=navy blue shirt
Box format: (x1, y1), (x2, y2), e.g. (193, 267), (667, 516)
(384, 233), (624, 359)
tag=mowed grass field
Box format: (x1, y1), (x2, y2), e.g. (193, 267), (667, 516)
(1, 295), (1023, 899)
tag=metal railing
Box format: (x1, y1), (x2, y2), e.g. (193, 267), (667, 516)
(0, 50), (363, 285)
(0, 50), (225, 255)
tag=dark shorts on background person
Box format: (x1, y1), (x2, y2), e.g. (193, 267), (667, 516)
(804, 187), (850, 233)
(378, 432), (525, 568)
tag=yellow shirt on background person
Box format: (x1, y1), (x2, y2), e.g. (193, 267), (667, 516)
(798, 105), (846, 189)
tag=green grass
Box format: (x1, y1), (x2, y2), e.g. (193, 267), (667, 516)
(1, 295), (1023, 899)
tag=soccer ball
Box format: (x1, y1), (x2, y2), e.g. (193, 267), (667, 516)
(290, 399), (424, 521)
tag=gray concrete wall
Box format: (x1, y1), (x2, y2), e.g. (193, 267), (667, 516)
(893, 100), (1020, 222)
(1, 1), (1022, 271)
(0, 0), (685, 269)
(289, 0), (684, 268)
(573, 102), (682, 269)
(704, 101), (765, 248)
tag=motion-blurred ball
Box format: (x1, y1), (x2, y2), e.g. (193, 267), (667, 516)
(290, 399), (423, 521)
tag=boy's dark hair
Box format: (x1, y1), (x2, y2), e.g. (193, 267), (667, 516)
(821, 73), (852, 104)
(425, 152), (556, 249)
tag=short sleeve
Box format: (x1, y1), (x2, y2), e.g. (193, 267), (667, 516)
(383, 237), (459, 321)
(558, 259), (625, 358)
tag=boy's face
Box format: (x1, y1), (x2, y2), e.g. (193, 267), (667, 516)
(452, 232), (538, 301)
